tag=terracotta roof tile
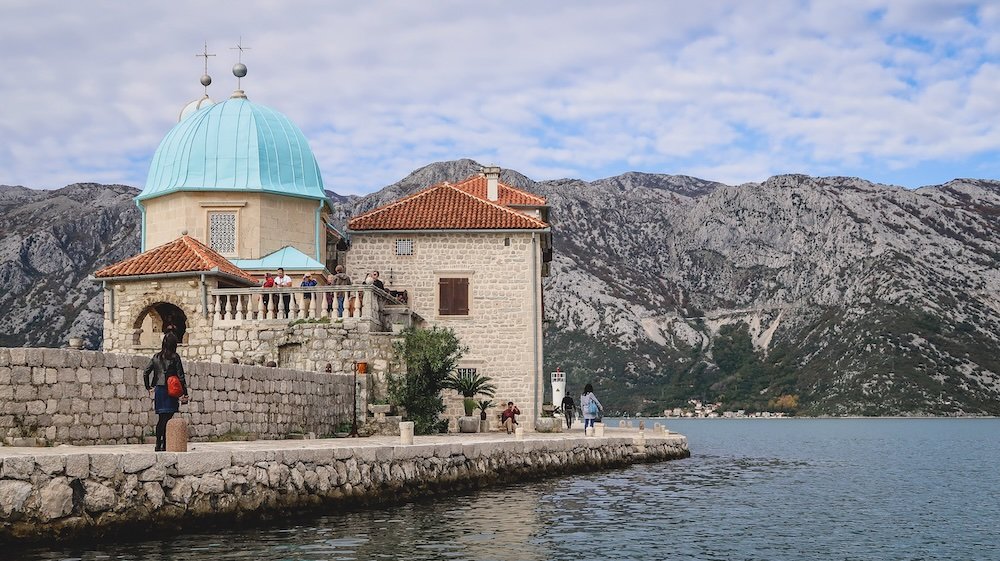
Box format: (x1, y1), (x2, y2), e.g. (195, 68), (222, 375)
(451, 176), (547, 206)
(348, 177), (549, 231)
(94, 235), (255, 281)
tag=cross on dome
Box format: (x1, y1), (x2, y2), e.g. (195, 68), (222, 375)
(230, 37), (251, 98)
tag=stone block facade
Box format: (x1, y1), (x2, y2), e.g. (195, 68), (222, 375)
(347, 231), (544, 425)
(0, 348), (359, 446)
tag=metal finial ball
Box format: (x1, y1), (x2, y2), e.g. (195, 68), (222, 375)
(233, 63), (247, 78)
(200, 74), (212, 87)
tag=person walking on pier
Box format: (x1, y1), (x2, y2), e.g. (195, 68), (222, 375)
(143, 333), (188, 451)
(561, 393), (576, 429)
(581, 383), (602, 431)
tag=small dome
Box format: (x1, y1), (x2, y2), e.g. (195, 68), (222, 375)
(141, 98), (326, 202)
(179, 95), (216, 122)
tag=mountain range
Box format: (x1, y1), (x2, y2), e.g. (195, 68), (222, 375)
(2, 160), (998, 415)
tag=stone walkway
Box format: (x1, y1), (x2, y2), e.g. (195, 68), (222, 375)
(0, 426), (681, 458)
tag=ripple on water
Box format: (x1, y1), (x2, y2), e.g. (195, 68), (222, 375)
(12, 419), (1000, 561)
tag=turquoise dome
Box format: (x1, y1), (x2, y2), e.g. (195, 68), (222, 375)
(139, 98), (326, 201)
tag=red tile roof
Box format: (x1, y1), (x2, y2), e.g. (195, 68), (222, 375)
(94, 235), (255, 281)
(451, 175), (547, 206)
(348, 176), (549, 231)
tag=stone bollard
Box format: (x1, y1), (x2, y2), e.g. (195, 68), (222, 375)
(594, 422), (605, 437)
(514, 427), (524, 440)
(400, 421), (414, 445)
(165, 417), (188, 452)
(654, 422), (662, 430)
(619, 420), (627, 428)
(586, 426), (595, 437)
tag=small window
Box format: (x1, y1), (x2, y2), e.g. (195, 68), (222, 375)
(208, 212), (237, 254)
(457, 367), (477, 377)
(396, 239), (414, 256)
(438, 277), (469, 316)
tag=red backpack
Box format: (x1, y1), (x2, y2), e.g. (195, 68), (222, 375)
(167, 374), (183, 398)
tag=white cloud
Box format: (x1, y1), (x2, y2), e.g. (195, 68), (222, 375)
(0, 0), (998, 194)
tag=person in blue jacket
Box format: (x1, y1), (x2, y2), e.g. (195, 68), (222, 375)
(580, 383), (603, 431)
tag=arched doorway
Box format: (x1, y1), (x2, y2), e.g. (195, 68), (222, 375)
(133, 302), (188, 348)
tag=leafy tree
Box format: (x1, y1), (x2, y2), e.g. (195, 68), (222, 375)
(389, 327), (466, 434)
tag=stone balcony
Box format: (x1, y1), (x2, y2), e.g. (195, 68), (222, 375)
(209, 285), (417, 332)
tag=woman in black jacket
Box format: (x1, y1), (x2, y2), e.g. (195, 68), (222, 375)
(143, 332), (188, 451)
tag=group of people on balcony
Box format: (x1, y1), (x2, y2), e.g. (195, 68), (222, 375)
(254, 266), (403, 319)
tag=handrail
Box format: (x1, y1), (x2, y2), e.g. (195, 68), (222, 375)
(206, 284), (400, 324)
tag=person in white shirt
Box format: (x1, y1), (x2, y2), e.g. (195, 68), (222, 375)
(275, 267), (293, 318)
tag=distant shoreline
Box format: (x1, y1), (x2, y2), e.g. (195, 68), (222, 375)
(607, 415), (1000, 420)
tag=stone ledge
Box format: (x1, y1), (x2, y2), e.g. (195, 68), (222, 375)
(0, 431), (689, 544)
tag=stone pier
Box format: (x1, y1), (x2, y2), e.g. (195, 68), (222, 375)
(0, 430), (688, 543)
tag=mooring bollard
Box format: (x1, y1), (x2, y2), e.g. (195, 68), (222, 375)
(166, 417), (188, 452)
(586, 426), (595, 437)
(400, 421), (414, 445)
(594, 422), (605, 437)
(514, 427), (524, 440)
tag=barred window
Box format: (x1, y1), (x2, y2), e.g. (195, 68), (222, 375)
(209, 212), (237, 254)
(395, 239), (414, 256)
(457, 367), (477, 377)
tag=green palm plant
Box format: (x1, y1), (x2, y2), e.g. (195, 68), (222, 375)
(477, 399), (494, 420)
(443, 370), (497, 415)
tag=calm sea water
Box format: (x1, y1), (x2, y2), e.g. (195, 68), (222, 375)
(15, 419), (1000, 561)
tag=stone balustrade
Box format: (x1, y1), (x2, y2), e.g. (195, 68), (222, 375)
(210, 285), (407, 328)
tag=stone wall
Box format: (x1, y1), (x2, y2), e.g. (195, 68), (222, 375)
(0, 435), (689, 543)
(348, 231), (544, 425)
(101, 277), (397, 384)
(0, 348), (358, 446)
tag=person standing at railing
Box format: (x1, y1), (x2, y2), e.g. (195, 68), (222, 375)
(275, 267), (293, 318)
(261, 272), (275, 314)
(370, 270), (385, 291)
(301, 274), (317, 316)
(327, 265), (352, 318)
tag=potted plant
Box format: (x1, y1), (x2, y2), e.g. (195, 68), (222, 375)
(477, 399), (494, 432)
(443, 370), (496, 432)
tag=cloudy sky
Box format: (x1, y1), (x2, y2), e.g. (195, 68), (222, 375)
(1, 1), (998, 195)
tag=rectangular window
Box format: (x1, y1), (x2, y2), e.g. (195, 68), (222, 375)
(395, 239), (414, 256)
(457, 367), (477, 377)
(208, 212), (237, 254)
(438, 277), (469, 316)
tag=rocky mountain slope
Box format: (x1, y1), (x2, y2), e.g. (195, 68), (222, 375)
(0, 183), (140, 348)
(3, 162), (998, 415)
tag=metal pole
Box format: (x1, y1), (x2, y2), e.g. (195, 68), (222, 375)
(350, 361), (359, 437)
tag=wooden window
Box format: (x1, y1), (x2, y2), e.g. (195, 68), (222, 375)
(438, 277), (469, 316)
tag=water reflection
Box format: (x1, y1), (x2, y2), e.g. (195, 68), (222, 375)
(14, 419), (1000, 561)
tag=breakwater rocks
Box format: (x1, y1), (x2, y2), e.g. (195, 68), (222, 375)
(0, 433), (688, 543)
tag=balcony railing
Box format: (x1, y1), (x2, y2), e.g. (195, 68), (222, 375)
(208, 285), (400, 326)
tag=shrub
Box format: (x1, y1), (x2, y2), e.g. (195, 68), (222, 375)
(389, 327), (466, 435)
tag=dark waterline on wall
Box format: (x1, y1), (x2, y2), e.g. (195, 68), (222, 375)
(15, 418), (1000, 561)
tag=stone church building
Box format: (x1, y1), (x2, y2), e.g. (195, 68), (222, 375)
(93, 70), (552, 426)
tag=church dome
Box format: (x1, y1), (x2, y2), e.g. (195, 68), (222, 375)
(139, 97), (326, 202)
(178, 95), (215, 122)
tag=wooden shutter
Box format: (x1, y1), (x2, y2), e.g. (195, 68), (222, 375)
(454, 278), (469, 315)
(439, 278), (452, 315)
(439, 278), (469, 316)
